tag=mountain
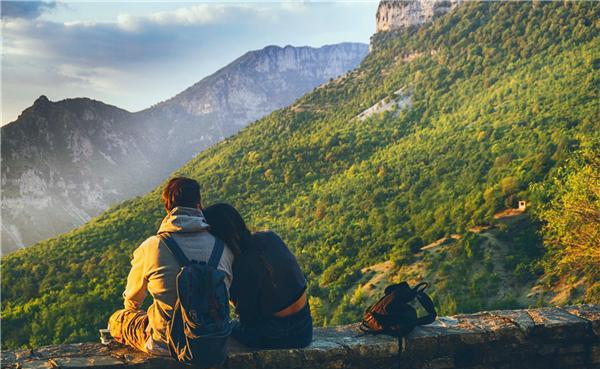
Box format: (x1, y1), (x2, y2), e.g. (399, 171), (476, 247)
(0, 43), (369, 254)
(2, 0), (598, 349)
(138, 43), (370, 170)
(1, 96), (150, 253)
(375, 0), (461, 31)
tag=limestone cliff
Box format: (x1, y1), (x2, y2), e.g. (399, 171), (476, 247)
(375, 0), (462, 32)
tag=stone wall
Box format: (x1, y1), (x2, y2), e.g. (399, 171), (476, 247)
(3, 305), (599, 369)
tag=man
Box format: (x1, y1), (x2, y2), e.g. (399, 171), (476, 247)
(108, 177), (234, 355)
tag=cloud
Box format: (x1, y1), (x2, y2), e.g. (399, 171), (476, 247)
(3, 18), (178, 68)
(1, 1), (56, 19)
(2, 3), (314, 69)
(117, 3), (306, 31)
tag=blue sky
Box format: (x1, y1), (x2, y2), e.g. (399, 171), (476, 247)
(1, 1), (378, 125)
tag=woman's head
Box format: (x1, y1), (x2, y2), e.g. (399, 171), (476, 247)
(203, 203), (251, 256)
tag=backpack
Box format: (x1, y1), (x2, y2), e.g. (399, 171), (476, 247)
(359, 281), (436, 337)
(159, 233), (232, 368)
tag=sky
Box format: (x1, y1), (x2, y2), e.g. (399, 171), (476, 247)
(1, 0), (378, 125)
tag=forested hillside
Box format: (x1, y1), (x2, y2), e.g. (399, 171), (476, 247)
(2, 1), (598, 349)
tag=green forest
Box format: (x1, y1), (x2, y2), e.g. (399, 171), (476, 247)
(2, 1), (599, 349)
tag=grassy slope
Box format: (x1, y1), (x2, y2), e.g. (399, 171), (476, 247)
(2, 1), (598, 348)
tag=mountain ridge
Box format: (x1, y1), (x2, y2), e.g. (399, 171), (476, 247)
(1, 42), (368, 254)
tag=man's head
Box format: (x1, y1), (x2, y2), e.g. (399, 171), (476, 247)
(161, 177), (202, 212)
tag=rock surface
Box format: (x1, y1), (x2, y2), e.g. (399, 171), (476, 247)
(1, 43), (368, 254)
(375, 0), (462, 32)
(3, 305), (599, 369)
(356, 89), (412, 121)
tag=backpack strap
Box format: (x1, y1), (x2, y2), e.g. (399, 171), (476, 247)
(358, 321), (378, 336)
(412, 282), (429, 294)
(158, 233), (190, 267)
(207, 237), (224, 269)
(416, 291), (437, 325)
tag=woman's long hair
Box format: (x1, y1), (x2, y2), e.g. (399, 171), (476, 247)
(203, 203), (274, 281)
(203, 203), (250, 257)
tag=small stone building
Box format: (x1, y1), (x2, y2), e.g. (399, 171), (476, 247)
(518, 200), (527, 211)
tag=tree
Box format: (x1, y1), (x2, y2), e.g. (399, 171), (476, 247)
(535, 142), (600, 303)
(406, 236), (424, 254)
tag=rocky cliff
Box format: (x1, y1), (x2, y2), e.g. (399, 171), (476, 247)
(1, 43), (368, 254)
(139, 43), (369, 169)
(375, 0), (462, 32)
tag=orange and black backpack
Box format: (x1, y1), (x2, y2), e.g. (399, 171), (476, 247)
(360, 281), (437, 337)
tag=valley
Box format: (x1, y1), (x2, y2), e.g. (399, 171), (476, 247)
(1, 0), (598, 350)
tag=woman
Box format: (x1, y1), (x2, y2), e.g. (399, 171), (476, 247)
(203, 203), (312, 349)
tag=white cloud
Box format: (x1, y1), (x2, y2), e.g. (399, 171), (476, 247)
(115, 3), (306, 32)
(145, 4), (234, 25)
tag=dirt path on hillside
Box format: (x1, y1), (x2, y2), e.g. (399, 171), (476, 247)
(478, 231), (533, 306)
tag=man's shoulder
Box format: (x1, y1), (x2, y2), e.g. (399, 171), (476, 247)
(137, 235), (161, 252)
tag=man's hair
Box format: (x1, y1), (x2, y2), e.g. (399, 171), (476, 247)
(161, 177), (202, 212)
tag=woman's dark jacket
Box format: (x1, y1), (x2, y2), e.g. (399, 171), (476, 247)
(230, 231), (306, 325)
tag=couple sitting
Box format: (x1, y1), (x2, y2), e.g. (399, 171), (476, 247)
(108, 177), (312, 356)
